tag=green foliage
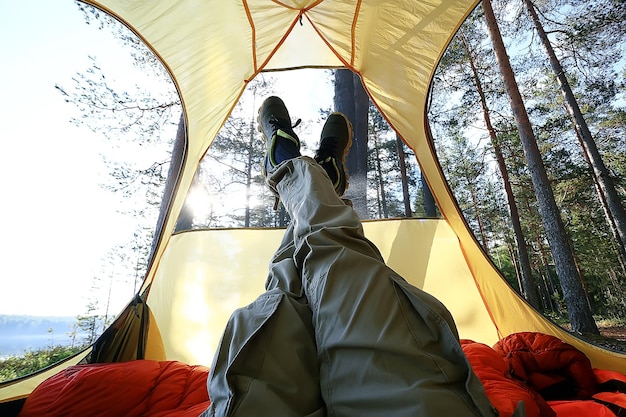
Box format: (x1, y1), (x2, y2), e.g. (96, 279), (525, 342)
(366, 101), (422, 218)
(190, 75), (284, 229)
(0, 345), (88, 383)
(490, 243), (519, 289)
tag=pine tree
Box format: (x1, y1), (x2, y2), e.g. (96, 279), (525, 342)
(334, 69), (369, 217)
(458, 29), (541, 309)
(523, 0), (626, 267)
(482, 0), (599, 333)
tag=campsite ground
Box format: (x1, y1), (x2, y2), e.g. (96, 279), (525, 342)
(568, 320), (626, 353)
(553, 317), (626, 352)
(594, 323), (626, 352)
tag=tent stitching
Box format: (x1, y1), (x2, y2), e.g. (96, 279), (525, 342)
(350, 0), (363, 66)
(270, 0), (298, 10)
(256, 12), (302, 74)
(243, 0), (257, 72)
(304, 14), (351, 69)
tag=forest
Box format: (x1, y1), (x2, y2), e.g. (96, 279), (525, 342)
(428, 0), (625, 332)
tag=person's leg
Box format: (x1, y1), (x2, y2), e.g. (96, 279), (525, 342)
(204, 226), (325, 417)
(260, 98), (498, 416)
(271, 158), (496, 416)
(205, 99), (326, 417)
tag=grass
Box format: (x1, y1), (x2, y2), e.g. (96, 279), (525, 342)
(0, 345), (88, 383)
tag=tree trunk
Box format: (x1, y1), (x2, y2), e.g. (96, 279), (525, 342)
(460, 32), (541, 309)
(569, 115), (626, 275)
(352, 73), (370, 217)
(494, 138), (542, 308)
(536, 235), (560, 315)
(524, 0), (626, 267)
(506, 240), (523, 291)
(334, 69), (368, 217)
(334, 69), (355, 122)
(469, 184), (490, 254)
(333, 69), (367, 218)
(482, 0), (599, 334)
(373, 134), (389, 217)
(244, 117), (254, 228)
(396, 134), (412, 217)
(172, 113), (192, 232)
(421, 173), (438, 218)
(422, 122), (439, 218)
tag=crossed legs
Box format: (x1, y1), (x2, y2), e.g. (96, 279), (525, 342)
(204, 157), (496, 417)
(203, 97), (497, 417)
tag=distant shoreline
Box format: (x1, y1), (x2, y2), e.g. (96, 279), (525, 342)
(0, 315), (90, 358)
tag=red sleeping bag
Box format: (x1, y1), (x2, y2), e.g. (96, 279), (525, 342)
(461, 339), (555, 417)
(493, 331), (597, 400)
(462, 332), (626, 417)
(19, 360), (210, 417)
(17, 332), (626, 417)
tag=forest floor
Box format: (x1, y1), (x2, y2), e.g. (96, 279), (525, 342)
(560, 321), (626, 353)
(591, 323), (626, 352)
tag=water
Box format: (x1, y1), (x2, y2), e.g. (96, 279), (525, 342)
(0, 316), (90, 359)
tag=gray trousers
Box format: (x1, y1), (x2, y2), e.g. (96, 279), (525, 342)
(202, 157), (499, 417)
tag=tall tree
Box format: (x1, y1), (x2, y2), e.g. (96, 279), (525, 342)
(353, 73), (370, 216)
(482, 0), (599, 333)
(195, 79), (276, 228)
(438, 130), (497, 251)
(459, 31), (541, 309)
(421, 125), (439, 218)
(334, 69), (369, 217)
(420, 173), (438, 218)
(366, 102), (421, 218)
(523, 0), (626, 267)
(396, 134), (413, 217)
(371, 131), (390, 218)
(57, 4), (180, 326)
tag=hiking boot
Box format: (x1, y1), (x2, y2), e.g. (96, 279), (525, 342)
(257, 96), (301, 177)
(315, 112), (353, 196)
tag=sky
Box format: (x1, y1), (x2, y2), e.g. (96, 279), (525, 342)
(0, 0), (163, 317)
(0, 0), (334, 318)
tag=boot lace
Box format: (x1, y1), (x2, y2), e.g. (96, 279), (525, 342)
(269, 116), (301, 133)
(315, 137), (339, 162)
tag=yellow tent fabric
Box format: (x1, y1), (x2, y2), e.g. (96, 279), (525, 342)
(86, 0), (484, 296)
(148, 220), (498, 366)
(1, 0), (625, 406)
(81, 0), (623, 372)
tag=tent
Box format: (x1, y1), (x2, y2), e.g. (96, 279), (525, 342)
(1, 0), (625, 410)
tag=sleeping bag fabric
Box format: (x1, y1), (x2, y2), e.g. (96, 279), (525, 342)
(18, 360), (210, 417)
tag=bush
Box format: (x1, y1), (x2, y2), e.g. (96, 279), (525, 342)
(0, 345), (88, 383)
